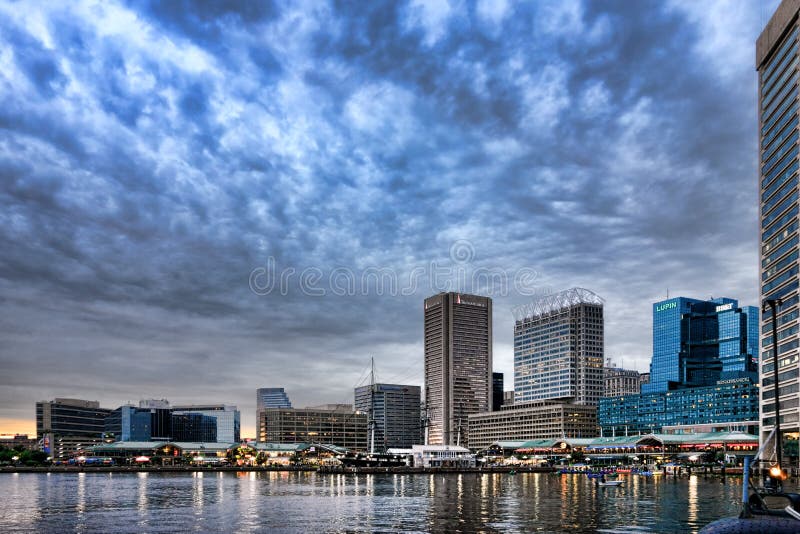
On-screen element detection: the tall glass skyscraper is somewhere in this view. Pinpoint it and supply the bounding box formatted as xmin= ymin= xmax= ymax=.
xmin=513 ymin=288 xmax=604 ymax=405
xmin=758 ymin=3 xmax=800 ymax=441
xmin=599 ymin=297 xmax=759 ymax=436
xmin=643 ymin=298 xmax=758 ymax=394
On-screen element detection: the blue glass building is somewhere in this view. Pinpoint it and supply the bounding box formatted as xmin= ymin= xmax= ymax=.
xmin=600 ymin=297 xmax=759 ymax=435
xmin=643 ymin=297 xmax=758 ymax=394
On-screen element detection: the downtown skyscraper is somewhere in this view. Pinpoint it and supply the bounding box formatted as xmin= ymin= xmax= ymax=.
xmin=758 ymin=1 xmax=800 ymax=442
xmin=424 ymin=292 xmax=492 ymax=446
xmin=513 ymin=288 xmax=604 ymax=406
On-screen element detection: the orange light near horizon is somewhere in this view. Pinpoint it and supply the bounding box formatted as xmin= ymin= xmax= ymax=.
xmin=0 ymin=418 xmax=37 ymax=437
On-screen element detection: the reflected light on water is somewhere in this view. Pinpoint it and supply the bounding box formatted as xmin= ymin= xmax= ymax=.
xmin=0 ymin=471 xmax=781 ymax=533
xmin=688 ymin=475 xmax=698 ymax=525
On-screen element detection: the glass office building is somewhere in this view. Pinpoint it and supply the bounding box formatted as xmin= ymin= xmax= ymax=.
xmin=757 ymin=1 xmax=800 ymax=442
xmin=600 ymin=378 xmax=759 ymax=435
xmin=171 ymin=405 xmax=240 ymax=443
xmin=513 ymin=288 xmax=604 ymax=406
xmin=354 ymin=383 xmax=422 ymax=450
xmin=643 ymin=297 xmax=758 ymax=394
xmin=599 ymin=297 xmax=759 ymax=435
xmin=257 ymin=388 xmax=292 ymax=409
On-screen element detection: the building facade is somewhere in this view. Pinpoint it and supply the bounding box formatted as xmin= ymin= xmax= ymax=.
xmin=757 ymin=0 xmax=800 ymax=442
xmin=599 ymin=378 xmax=760 ymax=436
xmin=104 ymin=405 xmax=153 ymax=442
xmin=258 ymin=405 xmax=368 ymax=451
xmin=424 ymin=292 xmax=492 ymax=446
xmin=36 ymin=398 xmax=112 ymax=460
xmin=599 ymin=297 xmax=760 ymax=436
xmin=171 ymin=405 xmax=240 ymax=443
xmin=354 ymin=383 xmax=422 ymax=450
xmin=643 ymin=298 xmax=758 ymax=394
xmin=171 ymin=413 xmax=218 ymax=442
xmin=513 ymin=288 xmax=604 ymax=406
xmin=467 ymin=401 xmax=598 ymax=451
xmin=257 ymin=388 xmax=292 ymax=410
xmin=603 ymin=367 xmax=643 ymax=398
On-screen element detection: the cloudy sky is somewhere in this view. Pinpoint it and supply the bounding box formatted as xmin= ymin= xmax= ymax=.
xmin=0 ymin=0 xmax=781 ymax=437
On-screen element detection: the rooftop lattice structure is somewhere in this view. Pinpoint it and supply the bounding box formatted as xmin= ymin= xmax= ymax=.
xmin=512 ymin=287 xmax=604 ymax=322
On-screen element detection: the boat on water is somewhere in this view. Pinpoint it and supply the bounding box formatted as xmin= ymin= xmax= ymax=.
xmin=598 ymin=480 xmax=623 ymax=487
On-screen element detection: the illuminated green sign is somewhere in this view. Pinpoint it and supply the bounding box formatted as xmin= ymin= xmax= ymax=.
xmin=656 ymin=302 xmax=677 ymax=312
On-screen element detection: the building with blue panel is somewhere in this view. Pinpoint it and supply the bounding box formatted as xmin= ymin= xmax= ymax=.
xmin=600 ymin=297 xmax=759 ymax=435
xmin=105 ymin=405 xmax=152 ymax=442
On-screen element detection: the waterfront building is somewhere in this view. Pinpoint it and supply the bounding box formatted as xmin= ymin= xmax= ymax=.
xmin=171 ymin=413 xmax=217 ymax=442
xmin=599 ymin=377 xmax=759 ymax=436
xmin=409 ymin=444 xmax=475 ymax=468
xmin=171 ymin=404 xmax=240 ymax=443
xmin=36 ymin=398 xmax=112 ymax=460
xmin=354 ymin=383 xmax=422 ymax=450
xmin=492 ymin=373 xmax=504 ymax=411
xmin=603 ymin=367 xmax=643 ymax=397
xmin=104 ymin=405 xmax=153 ymax=442
xmin=424 ymin=292 xmax=492 ymax=446
xmin=599 ymin=297 xmax=759 ymax=436
xmin=757 ymin=0 xmax=800 ymax=444
xmin=513 ymin=288 xmax=604 ymax=405
xmin=642 ymin=297 xmax=758 ymax=394
xmin=662 ymin=420 xmax=759 ymax=436
xmin=467 ymin=401 xmax=598 ymax=451
xmin=258 ymin=405 xmax=368 ymax=451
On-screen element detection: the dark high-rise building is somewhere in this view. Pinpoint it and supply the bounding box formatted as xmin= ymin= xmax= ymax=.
xmin=513 ymin=288 xmax=604 ymax=406
xmin=424 ymin=292 xmax=492 ymax=446
xmin=36 ymin=398 xmax=112 ymax=460
xmin=492 ymin=372 xmax=504 ymax=411
xmin=171 ymin=413 xmax=217 ymax=442
xmin=354 ymin=383 xmax=422 ymax=450
xmin=757 ymin=0 xmax=800 ymax=442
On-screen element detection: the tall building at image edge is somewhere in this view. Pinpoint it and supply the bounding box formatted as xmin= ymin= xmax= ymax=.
xmin=758 ymin=2 xmax=800 ymax=443
xmin=599 ymin=297 xmax=759 ymax=435
xmin=513 ymin=288 xmax=604 ymax=406
xmin=424 ymin=292 xmax=492 ymax=446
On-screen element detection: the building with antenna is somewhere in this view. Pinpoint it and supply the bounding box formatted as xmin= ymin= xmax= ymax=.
xmin=354 ymin=383 xmax=421 ymax=450
xmin=424 ymin=292 xmax=492 ymax=446
xmin=513 ymin=288 xmax=605 ymax=406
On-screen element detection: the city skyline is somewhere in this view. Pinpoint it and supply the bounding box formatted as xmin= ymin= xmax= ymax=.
xmin=0 ymin=0 xmax=780 ymax=439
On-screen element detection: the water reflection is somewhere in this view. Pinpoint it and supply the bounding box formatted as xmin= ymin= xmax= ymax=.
xmin=0 ymin=471 xmax=786 ymax=533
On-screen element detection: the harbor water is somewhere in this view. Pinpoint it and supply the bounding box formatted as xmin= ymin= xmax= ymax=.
xmin=0 ymin=471 xmax=790 ymax=533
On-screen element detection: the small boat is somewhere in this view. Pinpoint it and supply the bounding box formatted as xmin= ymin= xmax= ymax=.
xmin=598 ymin=480 xmax=623 ymax=487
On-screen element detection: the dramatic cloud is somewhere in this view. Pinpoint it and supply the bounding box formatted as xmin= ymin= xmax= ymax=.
xmin=0 ymin=0 xmax=780 ymax=436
